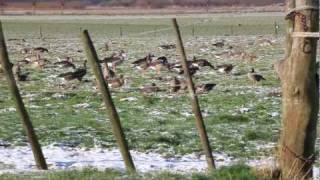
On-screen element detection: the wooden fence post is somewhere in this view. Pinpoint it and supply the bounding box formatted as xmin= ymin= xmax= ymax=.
xmin=39 ymin=26 xmax=43 ymax=40
xmin=279 ymin=0 xmax=319 ymax=179
xmin=81 ymin=30 xmax=136 ymax=173
xmin=172 ymin=18 xmax=216 ymax=171
xmin=0 ymin=21 xmax=47 ymax=170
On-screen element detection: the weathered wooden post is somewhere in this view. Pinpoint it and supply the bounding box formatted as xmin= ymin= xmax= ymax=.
xmin=59 ymin=0 xmax=65 ymax=15
xmin=32 ymin=0 xmax=36 ymax=15
xmin=172 ymin=18 xmax=215 ymax=170
xmin=274 ymin=21 xmax=279 ymax=36
xmin=279 ymin=0 xmax=319 ymax=179
xmin=192 ymin=24 xmax=195 ymax=37
xmin=0 ymin=21 xmax=47 ymax=170
xmin=81 ymin=30 xmax=136 ymax=173
xmin=120 ymin=26 xmax=123 ymax=38
xmin=0 ymin=0 xmax=5 ymax=15
xmin=39 ymin=26 xmax=43 ymax=40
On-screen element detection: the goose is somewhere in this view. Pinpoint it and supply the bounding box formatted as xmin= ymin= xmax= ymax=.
xmin=107 ymin=75 xmax=125 ymax=88
xmin=33 ymin=47 xmax=49 ymax=54
xmin=148 ymin=56 xmax=170 ymax=75
xmin=21 ymin=48 xmax=33 ymax=54
xmin=13 ymin=64 xmax=29 ymax=81
xmin=169 ymin=77 xmax=187 ymax=93
xmin=195 ymin=83 xmax=216 ymax=94
xmin=102 ymin=50 xmax=127 ymax=71
xmin=58 ymin=60 xmax=87 ymax=81
xmin=191 ymin=57 xmax=215 ymax=69
xmin=169 ymin=61 xmax=200 ymax=76
xmin=212 ymin=41 xmax=225 ymax=48
xmin=54 ymin=57 xmax=76 ymax=69
xmin=215 ymin=64 xmax=234 ymax=74
xmin=103 ymin=62 xmax=116 ymax=80
xmin=159 ymin=44 xmax=176 ymax=50
xmin=248 ymin=68 xmax=265 ymax=85
xmin=178 ymin=66 xmax=199 ymax=76
xmin=132 ymin=54 xmax=154 ymax=72
xmin=140 ymin=83 xmax=161 ymax=94
xmin=31 ymin=57 xmax=49 ymax=69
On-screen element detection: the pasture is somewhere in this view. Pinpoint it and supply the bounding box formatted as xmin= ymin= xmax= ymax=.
xmin=0 ymin=13 xmax=319 ymax=179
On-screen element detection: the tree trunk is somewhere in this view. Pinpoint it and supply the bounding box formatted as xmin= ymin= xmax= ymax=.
xmin=279 ymin=0 xmax=319 ymax=179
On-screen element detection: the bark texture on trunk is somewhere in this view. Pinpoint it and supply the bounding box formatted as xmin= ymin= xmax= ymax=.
xmin=279 ymin=0 xmax=319 ymax=179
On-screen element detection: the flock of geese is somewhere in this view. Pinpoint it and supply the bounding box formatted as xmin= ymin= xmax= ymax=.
xmin=0 ymin=41 xmax=268 ymax=95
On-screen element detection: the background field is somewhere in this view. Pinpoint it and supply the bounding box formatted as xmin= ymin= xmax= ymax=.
xmin=0 ymin=13 xmax=319 ymax=178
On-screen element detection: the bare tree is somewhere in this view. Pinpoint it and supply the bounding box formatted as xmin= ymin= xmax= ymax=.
xmin=59 ymin=0 xmax=65 ymax=14
xmin=279 ymin=0 xmax=319 ymax=179
xmin=32 ymin=0 xmax=37 ymax=15
xmin=0 ymin=0 xmax=5 ymax=14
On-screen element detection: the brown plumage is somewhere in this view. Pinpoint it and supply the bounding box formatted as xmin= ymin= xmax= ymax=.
xmin=148 ymin=56 xmax=170 ymax=75
xmin=191 ymin=57 xmax=215 ymax=69
xmin=33 ymin=47 xmax=49 ymax=54
xmin=132 ymin=54 xmax=154 ymax=72
xmin=248 ymin=68 xmax=265 ymax=85
xmin=54 ymin=57 xmax=76 ymax=69
xmin=103 ymin=63 xmax=116 ymax=80
xmin=58 ymin=60 xmax=87 ymax=81
xmin=101 ymin=50 xmax=126 ymax=71
xmin=195 ymin=83 xmax=216 ymax=94
xmin=107 ymin=75 xmax=125 ymax=88
xmin=169 ymin=77 xmax=187 ymax=93
xmin=159 ymin=44 xmax=176 ymax=50
xmin=215 ymin=64 xmax=234 ymax=74
xmin=140 ymin=83 xmax=161 ymax=94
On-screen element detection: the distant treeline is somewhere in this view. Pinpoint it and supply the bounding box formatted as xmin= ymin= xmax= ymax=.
xmin=3 ymin=0 xmax=285 ymax=8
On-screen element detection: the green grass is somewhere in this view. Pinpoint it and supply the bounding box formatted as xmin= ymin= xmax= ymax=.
xmin=0 ymin=12 xmax=315 ymax=169
xmin=0 ymin=164 xmax=261 ymax=180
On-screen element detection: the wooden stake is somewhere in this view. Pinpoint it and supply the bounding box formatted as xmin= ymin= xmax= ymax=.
xmin=39 ymin=26 xmax=43 ymax=40
xmin=81 ymin=30 xmax=136 ymax=173
xmin=279 ymin=0 xmax=319 ymax=179
xmin=172 ymin=18 xmax=215 ymax=170
xmin=0 ymin=21 xmax=47 ymax=170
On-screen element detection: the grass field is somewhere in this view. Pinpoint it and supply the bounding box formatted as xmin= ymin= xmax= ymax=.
xmin=0 ymin=13 xmax=319 ymax=179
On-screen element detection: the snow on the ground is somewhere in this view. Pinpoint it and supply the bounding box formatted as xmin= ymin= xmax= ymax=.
xmin=0 ymin=145 xmax=319 ymax=179
xmin=0 ymin=145 xmax=248 ymax=173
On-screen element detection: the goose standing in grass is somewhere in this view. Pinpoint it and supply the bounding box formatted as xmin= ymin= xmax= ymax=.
xmin=107 ymin=75 xmax=125 ymax=88
xmin=58 ymin=60 xmax=87 ymax=81
xmin=132 ymin=54 xmax=154 ymax=73
xmin=169 ymin=77 xmax=187 ymax=93
xmin=247 ymin=68 xmax=265 ymax=85
xmin=101 ymin=50 xmax=126 ymax=71
xmin=191 ymin=57 xmax=215 ymax=69
xmin=215 ymin=64 xmax=234 ymax=74
xmin=148 ymin=56 xmax=170 ymax=75
xmin=54 ymin=57 xmax=76 ymax=69
xmin=140 ymin=83 xmax=161 ymax=94
xmin=195 ymin=83 xmax=216 ymax=94
xmin=103 ymin=62 xmax=116 ymax=80
xmin=159 ymin=44 xmax=176 ymax=50
xmin=33 ymin=47 xmax=49 ymax=54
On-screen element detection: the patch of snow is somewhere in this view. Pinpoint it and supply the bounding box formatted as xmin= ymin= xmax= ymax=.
xmin=0 ymin=107 xmax=16 ymax=113
xmin=269 ymin=112 xmax=280 ymax=117
xmin=1 ymin=145 xmax=318 ymax=178
xmin=238 ymin=107 xmax=251 ymax=114
xmin=119 ymin=97 xmax=138 ymax=102
xmin=0 ymin=146 xmax=231 ymax=174
xmin=72 ymin=103 xmax=91 ymax=109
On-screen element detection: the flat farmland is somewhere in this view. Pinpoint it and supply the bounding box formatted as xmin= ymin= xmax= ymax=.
xmin=0 ymin=13 xmax=319 ymax=179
